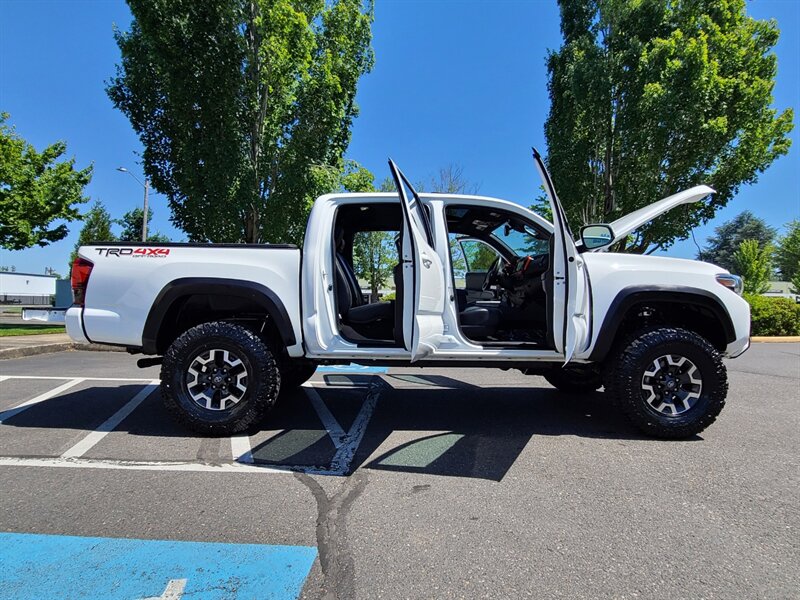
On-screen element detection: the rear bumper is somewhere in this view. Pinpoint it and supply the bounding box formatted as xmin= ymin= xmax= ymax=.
xmin=65 ymin=307 xmax=89 ymax=344
xmin=22 ymin=307 xmax=66 ymax=323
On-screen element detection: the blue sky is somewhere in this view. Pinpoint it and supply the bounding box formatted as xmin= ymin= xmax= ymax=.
xmin=1 ymin=0 xmax=798 ymax=275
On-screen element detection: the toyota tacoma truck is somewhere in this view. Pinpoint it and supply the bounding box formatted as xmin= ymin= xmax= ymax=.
xmin=66 ymin=152 xmax=750 ymax=438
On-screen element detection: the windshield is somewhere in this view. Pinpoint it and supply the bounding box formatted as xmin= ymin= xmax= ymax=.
xmin=489 ymin=222 xmax=549 ymax=257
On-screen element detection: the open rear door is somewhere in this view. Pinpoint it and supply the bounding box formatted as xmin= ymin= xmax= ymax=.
xmin=388 ymin=160 xmax=446 ymax=362
xmin=532 ymin=149 xmax=589 ymax=363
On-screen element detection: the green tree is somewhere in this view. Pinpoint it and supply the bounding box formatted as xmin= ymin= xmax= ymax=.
xmin=698 ymin=211 xmax=776 ymax=272
xmin=732 ymin=239 xmax=772 ymax=294
xmin=117 ymin=207 xmax=171 ymax=243
xmin=774 ymin=219 xmax=800 ymax=281
xmin=0 ymin=113 xmax=93 ymax=250
xmin=107 ymin=0 xmax=373 ymax=246
xmin=545 ymin=0 xmax=793 ymax=253
xmin=69 ymin=201 xmax=116 ymax=269
xmin=790 ymin=271 xmax=800 ymax=295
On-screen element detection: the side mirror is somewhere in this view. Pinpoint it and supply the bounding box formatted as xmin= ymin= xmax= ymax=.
xmin=580 ymin=224 xmax=614 ymax=250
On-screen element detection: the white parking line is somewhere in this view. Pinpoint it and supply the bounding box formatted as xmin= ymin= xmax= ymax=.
xmin=303 ymin=383 xmax=346 ymax=448
xmin=0 ymin=456 xmax=291 ymax=474
xmin=330 ymin=381 xmax=380 ymax=474
xmin=230 ymin=434 xmax=253 ymax=463
xmin=1 ymin=374 xmax=384 ymax=475
xmin=0 ymin=378 xmax=85 ymax=424
xmin=0 ymin=376 xmax=8 ymax=384
xmin=61 ymin=381 xmax=160 ymax=459
xmin=3 ymin=375 xmax=156 ymax=382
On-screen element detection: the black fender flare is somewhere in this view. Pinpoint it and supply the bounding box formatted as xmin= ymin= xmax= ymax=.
xmin=142 ymin=277 xmax=296 ymax=354
xmin=588 ymin=285 xmax=736 ymax=361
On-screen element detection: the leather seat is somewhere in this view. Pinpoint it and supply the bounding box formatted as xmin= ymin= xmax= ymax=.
xmin=335 ymin=248 xmax=394 ymax=338
xmin=459 ymin=303 xmax=501 ymax=339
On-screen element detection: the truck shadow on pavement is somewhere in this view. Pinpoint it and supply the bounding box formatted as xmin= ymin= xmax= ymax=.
xmin=0 ymin=375 xmax=700 ymax=481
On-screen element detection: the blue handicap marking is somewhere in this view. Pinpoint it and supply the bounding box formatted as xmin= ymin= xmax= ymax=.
xmin=0 ymin=532 xmax=316 ymax=600
xmin=316 ymin=363 xmax=388 ymax=374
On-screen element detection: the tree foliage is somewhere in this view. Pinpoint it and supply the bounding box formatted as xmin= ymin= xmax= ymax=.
xmin=774 ymin=219 xmax=800 ymax=281
xmin=545 ymin=0 xmax=794 ymax=253
xmin=0 ymin=113 xmax=92 ymax=250
xmin=70 ymin=201 xmax=116 ymax=268
xmin=108 ymin=0 xmax=373 ymax=245
xmin=697 ymin=210 xmax=776 ymax=271
xmin=790 ymin=272 xmax=800 ymax=296
xmin=733 ymin=239 xmax=772 ymax=294
xmin=117 ymin=207 xmax=171 ymax=243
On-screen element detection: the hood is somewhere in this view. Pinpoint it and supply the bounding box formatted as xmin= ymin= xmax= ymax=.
xmin=602 ymin=185 xmax=714 ymax=248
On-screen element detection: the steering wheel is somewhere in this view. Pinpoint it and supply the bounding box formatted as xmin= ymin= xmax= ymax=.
xmin=482 ymin=258 xmax=502 ymax=291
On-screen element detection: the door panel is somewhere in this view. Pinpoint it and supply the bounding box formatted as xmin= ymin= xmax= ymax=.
xmin=532 ymin=149 xmax=589 ymax=363
xmin=389 ymin=160 xmax=446 ymax=362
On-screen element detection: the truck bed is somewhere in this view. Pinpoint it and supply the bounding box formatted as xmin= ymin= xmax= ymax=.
xmin=66 ymin=242 xmax=302 ymax=351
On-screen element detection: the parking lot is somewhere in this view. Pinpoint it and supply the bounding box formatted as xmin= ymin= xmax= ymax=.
xmin=1 ymin=343 xmax=798 ymax=599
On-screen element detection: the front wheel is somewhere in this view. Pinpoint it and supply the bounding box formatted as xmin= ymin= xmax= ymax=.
xmin=161 ymin=321 xmax=281 ymax=435
xmin=604 ymin=327 xmax=727 ymax=439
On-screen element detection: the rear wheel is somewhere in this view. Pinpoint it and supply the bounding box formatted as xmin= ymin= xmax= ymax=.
xmin=604 ymin=327 xmax=727 ymax=439
xmin=543 ymin=366 xmax=603 ymax=394
xmin=161 ymin=321 xmax=280 ymax=435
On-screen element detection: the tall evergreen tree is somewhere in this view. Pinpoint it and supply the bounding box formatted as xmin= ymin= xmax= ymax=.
xmin=698 ymin=211 xmax=776 ymax=271
xmin=117 ymin=207 xmax=171 ymax=243
xmin=69 ymin=201 xmax=116 ymax=270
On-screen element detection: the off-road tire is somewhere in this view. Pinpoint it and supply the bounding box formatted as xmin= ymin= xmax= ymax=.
xmin=279 ymin=359 xmax=318 ymax=390
xmin=604 ymin=327 xmax=727 ymax=439
xmin=544 ymin=366 xmax=603 ymax=394
xmin=161 ymin=321 xmax=280 ymax=435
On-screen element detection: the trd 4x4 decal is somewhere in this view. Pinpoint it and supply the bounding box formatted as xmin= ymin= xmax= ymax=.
xmin=94 ymin=247 xmax=170 ymax=257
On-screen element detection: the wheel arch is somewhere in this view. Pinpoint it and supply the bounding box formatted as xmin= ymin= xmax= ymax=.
xmin=588 ymin=285 xmax=736 ymax=362
xmin=142 ymin=278 xmax=297 ymax=355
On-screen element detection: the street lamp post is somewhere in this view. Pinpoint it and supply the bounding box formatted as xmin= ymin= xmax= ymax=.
xmin=116 ymin=167 xmax=150 ymax=242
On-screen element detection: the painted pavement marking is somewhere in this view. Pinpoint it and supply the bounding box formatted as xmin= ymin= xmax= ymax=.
xmin=60 ymin=381 xmax=160 ymax=459
xmin=0 ymin=455 xmax=290 ymax=473
xmin=0 ymin=378 xmax=85 ymax=424
xmin=329 ymin=379 xmax=381 ymax=473
xmin=230 ymin=433 xmax=254 ymax=464
xmin=3 ymin=375 xmax=157 ymax=382
xmin=303 ymin=383 xmax=347 ymax=448
xmin=142 ymin=578 xmax=187 ymax=600
xmin=1 ymin=371 xmax=384 ymax=476
xmin=315 ymin=363 xmax=388 ymax=373
xmin=0 ymin=532 xmax=316 ymax=600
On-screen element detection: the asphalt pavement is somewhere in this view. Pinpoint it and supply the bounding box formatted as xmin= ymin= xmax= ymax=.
xmin=0 ymin=344 xmax=797 ymax=599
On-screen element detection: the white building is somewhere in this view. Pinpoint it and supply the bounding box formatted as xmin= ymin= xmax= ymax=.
xmin=0 ymin=272 xmax=57 ymax=305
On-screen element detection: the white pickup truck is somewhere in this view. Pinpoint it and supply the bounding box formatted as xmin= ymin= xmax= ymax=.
xmin=66 ymin=152 xmax=750 ymax=438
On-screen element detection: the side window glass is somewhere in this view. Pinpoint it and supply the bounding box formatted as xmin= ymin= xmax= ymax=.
xmin=449 ymin=234 xmax=468 ymax=280
xmin=461 ymin=240 xmax=498 ymax=271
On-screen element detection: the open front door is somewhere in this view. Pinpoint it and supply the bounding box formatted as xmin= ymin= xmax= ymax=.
xmin=532 ymin=149 xmax=589 ymax=363
xmin=388 ymin=160 xmax=446 ymax=362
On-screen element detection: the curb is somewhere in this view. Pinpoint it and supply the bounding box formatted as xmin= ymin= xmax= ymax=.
xmin=750 ymin=336 xmax=800 ymax=343
xmin=0 ymin=343 xmax=126 ymax=360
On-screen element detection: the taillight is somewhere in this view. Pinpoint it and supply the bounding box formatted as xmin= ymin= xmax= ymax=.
xmin=71 ymin=257 xmax=94 ymax=306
